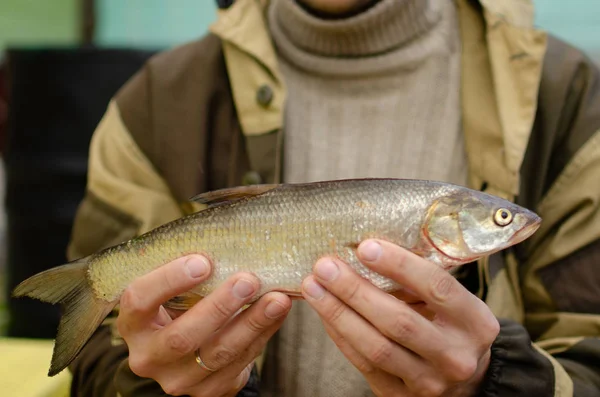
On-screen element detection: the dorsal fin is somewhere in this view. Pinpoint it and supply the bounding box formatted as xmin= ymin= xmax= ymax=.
xmin=189 ymin=184 xmax=279 ymax=207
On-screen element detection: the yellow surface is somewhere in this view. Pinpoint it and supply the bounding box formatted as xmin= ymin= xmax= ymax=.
xmin=0 ymin=338 xmax=71 ymax=397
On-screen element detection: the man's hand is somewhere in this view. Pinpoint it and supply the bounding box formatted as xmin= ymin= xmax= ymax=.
xmin=301 ymin=239 xmax=499 ymax=397
xmin=116 ymin=255 xmax=292 ymax=397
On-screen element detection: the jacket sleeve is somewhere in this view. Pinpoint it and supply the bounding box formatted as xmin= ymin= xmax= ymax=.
xmin=479 ymin=43 xmax=600 ymax=396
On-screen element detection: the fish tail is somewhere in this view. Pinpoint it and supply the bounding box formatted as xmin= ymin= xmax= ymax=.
xmin=12 ymin=255 xmax=116 ymax=376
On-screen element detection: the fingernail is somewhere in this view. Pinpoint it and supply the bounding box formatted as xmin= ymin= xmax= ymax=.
xmin=265 ymin=300 xmax=287 ymax=319
xmin=186 ymin=256 xmax=209 ymax=278
xmin=303 ymin=278 xmax=325 ymax=300
xmin=233 ymin=279 xmax=256 ymax=299
xmin=359 ymin=240 xmax=382 ymax=262
xmin=314 ymin=259 xmax=339 ymax=282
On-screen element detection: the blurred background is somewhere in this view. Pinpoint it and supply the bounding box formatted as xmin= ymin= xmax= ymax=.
xmin=0 ymin=0 xmax=219 ymax=340
xmin=0 ymin=0 xmax=598 ymax=394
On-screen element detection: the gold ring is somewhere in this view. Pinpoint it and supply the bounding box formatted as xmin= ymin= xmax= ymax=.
xmin=195 ymin=349 xmax=216 ymax=372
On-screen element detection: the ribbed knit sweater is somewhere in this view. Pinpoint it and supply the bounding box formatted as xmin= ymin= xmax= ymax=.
xmin=262 ymin=1 xmax=467 ymax=395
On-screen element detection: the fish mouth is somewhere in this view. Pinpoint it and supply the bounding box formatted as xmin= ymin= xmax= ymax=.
xmin=510 ymin=212 xmax=542 ymax=244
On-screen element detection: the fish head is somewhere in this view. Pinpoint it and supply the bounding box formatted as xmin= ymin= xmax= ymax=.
xmin=424 ymin=191 xmax=541 ymax=265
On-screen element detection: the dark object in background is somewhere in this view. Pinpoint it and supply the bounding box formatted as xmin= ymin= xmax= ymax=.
xmin=4 ymin=47 xmax=155 ymax=338
xmin=216 ymin=0 xmax=236 ymax=10
xmin=0 ymin=62 xmax=8 ymax=154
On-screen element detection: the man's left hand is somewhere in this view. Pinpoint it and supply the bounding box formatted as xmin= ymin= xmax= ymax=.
xmin=301 ymin=239 xmax=500 ymax=397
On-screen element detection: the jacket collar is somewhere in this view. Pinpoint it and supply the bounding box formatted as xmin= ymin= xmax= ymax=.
xmin=211 ymin=0 xmax=282 ymax=84
xmin=458 ymin=0 xmax=547 ymax=196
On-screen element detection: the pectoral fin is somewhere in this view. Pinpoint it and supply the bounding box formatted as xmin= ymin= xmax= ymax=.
xmin=165 ymin=291 xmax=204 ymax=310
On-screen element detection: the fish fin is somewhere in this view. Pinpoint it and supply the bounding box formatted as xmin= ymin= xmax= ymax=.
xmin=189 ymin=184 xmax=279 ymax=207
xmin=344 ymin=242 xmax=360 ymax=250
xmin=272 ymin=289 xmax=305 ymax=300
xmin=164 ymin=291 xmax=204 ymax=310
xmin=12 ymin=256 xmax=116 ymax=376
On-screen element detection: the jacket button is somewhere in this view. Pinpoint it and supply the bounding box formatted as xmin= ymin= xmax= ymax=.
xmin=256 ymin=85 xmax=273 ymax=107
xmin=242 ymin=171 xmax=262 ymax=185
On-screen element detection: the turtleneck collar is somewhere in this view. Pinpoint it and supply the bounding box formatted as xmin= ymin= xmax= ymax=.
xmin=269 ymin=0 xmax=443 ymax=58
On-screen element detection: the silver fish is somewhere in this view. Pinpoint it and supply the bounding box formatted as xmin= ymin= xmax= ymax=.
xmin=13 ymin=178 xmax=541 ymax=376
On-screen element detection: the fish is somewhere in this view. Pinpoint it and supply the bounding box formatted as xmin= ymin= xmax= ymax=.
xmin=12 ymin=178 xmax=541 ymax=376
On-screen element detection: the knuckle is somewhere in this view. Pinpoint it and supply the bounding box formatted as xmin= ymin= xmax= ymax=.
xmin=211 ymin=345 xmax=239 ymax=367
xmin=164 ymin=329 xmax=195 ymax=356
xmin=116 ymin=314 xmax=132 ymax=338
xmin=429 ymin=268 xmax=455 ymax=302
xmin=209 ymin=298 xmax=235 ymax=323
xmin=414 ymin=378 xmax=446 ymax=397
xmin=162 ymin=268 xmax=179 ymax=294
xmin=343 ymin=277 xmax=362 ymax=303
xmin=481 ymin=315 xmax=501 ymax=344
xmin=120 ymin=287 xmax=149 ymax=316
xmin=389 ymin=308 xmax=415 ymax=342
xmin=390 ymin=248 xmax=410 ymax=273
xmin=442 ymin=352 xmax=478 ymax=382
xmin=354 ymin=358 xmax=376 ymax=375
xmin=246 ymin=334 xmax=270 ymax=359
xmin=327 ymin=299 xmax=347 ymax=324
xmin=128 ymin=354 xmax=153 ymax=378
xmin=246 ymin=313 xmax=267 ymax=334
xmin=368 ymin=340 xmax=394 ymax=366
xmin=160 ymin=381 xmax=187 ymax=396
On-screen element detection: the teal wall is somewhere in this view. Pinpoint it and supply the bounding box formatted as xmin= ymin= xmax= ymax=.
xmin=0 ymin=1 xmax=597 ymax=60
xmin=95 ymin=0 xmax=217 ymax=49
xmin=93 ymin=1 xmax=599 ymax=60
xmin=535 ymin=0 xmax=600 ymax=61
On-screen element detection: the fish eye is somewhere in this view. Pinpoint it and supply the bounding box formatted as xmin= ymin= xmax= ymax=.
xmin=494 ymin=208 xmax=513 ymax=226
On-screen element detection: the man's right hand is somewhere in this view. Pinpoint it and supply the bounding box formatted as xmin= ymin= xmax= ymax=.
xmin=116 ymin=255 xmax=292 ymax=397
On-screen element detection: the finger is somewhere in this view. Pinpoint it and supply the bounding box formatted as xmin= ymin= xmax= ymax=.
xmin=322 ymin=323 xmax=408 ymax=397
xmin=357 ymin=240 xmax=496 ymax=330
xmin=188 ymin=313 xmax=285 ymax=396
xmin=302 ymin=275 xmax=428 ymax=382
xmin=197 ymin=292 xmax=291 ymax=370
xmin=118 ymin=255 xmax=211 ymax=334
xmin=324 ymin=322 xmax=453 ymax=397
xmin=312 ymin=257 xmax=447 ymax=363
xmin=152 ymin=272 xmax=260 ymax=362
xmin=186 ymin=362 xmax=254 ymax=397
xmin=153 ymin=306 xmax=173 ymax=329
xmin=231 ymin=362 xmax=255 ymax=397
